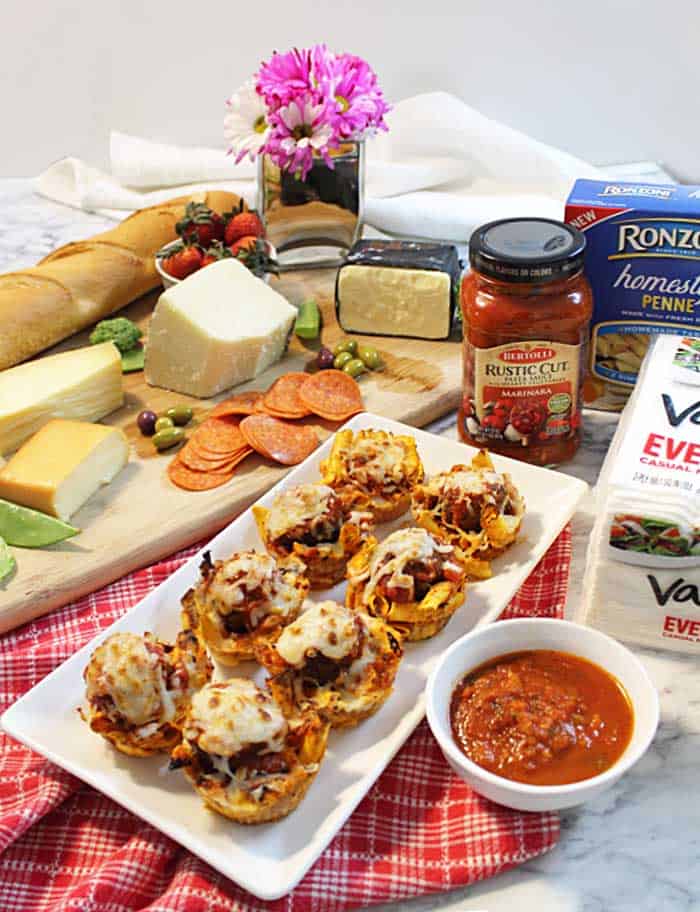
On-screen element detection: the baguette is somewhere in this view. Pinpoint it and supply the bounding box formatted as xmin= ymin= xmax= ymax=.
xmin=0 ymin=190 xmax=243 ymax=370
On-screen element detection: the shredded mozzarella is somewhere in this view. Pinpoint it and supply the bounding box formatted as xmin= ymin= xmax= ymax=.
xmin=354 ymin=528 xmax=453 ymax=603
xmin=186 ymin=680 xmax=287 ymax=758
xmin=437 ymin=469 xmax=505 ymax=497
xmin=266 ymin=484 xmax=335 ymax=540
xmin=346 ymin=435 xmax=408 ymax=490
xmin=201 ymin=551 xmax=304 ymax=628
xmin=276 ymin=601 xmax=361 ymax=667
xmin=85 ymin=633 xmax=163 ymax=727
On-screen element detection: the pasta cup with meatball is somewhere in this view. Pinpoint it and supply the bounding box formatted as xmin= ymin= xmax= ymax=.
xmin=345 ymin=527 xmax=467 ymax=641
xmin=80 ymin=630 xmax=212 ymax=757
xmin=411 ymin=450 xmax=524 ymax=579
xmin=170 ymin=679 xmax=329 ymax=824
xmin=319 ymin=428 xmax=424 ymax=523
xmin=181 ymin=549 xmax=309 ymax=667
xmin=257 ymin=600 xmax=403 ymax=729
xmin=253 ymin=483 xmax=373 ymax=589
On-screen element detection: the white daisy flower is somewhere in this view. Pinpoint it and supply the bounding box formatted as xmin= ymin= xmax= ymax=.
xmin=224 ymin=79 xmax=269 ymax=162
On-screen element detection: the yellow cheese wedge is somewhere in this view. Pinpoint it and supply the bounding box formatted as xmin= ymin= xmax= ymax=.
xmin=0 ymin=419 xmax=129 ymax=521
xmin=0 ymin=342 xmax=124 ymax=456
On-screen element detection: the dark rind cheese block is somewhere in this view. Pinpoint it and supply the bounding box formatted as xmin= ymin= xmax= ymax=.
xmin=335 ymin=240 xmax=461 ymax=340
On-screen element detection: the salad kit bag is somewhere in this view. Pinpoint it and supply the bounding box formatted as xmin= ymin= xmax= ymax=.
xmin=581 ymin=334 xmax=700 ymax=652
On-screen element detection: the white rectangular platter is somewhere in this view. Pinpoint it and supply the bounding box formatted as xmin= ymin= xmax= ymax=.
xmin=1 ymin=413 xmax=587 ymax=901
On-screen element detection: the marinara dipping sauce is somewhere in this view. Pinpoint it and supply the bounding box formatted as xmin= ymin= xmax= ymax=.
xmin=449 ymin=650 xmax=634 ymax=786
xmin=460 ymin=219 xmax=593 ymax=466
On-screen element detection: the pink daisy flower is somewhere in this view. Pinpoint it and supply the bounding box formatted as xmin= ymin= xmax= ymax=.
xmin=326 ymin=53 xmax=391 ymax=139
xmin=256 ymin=48 xmax=315 ymax=112
xmin=264 ymin=94 xmax=337 ymax=179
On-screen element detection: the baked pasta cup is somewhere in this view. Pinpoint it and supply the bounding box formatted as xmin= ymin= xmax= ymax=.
xmin=80 ymin=630 xmax=212 ymax=757
xmin=346 ymin=527 xmax=467 ymax=641
xmin=170 ymin=679 xmax=329 ymax=824
xmin=411 ymin=450 xmax=525 ymax=579
xmin=181 ymin=549 xmax=308 ymax=667
xmin=253 ymin=483 xmax=372 ymax=589
xmin=319 ymin=428 xmax=424 ymax=523
xmin=257 ymin=600 xmax=403 ymax=729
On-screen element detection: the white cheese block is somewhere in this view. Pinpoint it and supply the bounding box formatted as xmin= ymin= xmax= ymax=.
xmin=0 ymin=342 xmax=123 ymax=456
xmin=337 ymin=264 xmax=451 ymax=340
xmin=0 ymin=418 xmax=129 ymax=520
xmin=145 ymin=259 xmax=296 ymax=398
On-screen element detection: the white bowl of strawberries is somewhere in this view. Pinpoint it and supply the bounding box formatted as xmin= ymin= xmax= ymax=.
xmin=155 ymin=201 xmax=277 ymax=288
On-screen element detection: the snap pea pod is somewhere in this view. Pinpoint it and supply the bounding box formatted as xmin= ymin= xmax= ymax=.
xmin=121 ymin=348 xmax=145 ymax=373
xmin=0 ymin=500 xmax=79 ymax=548
xmin=0 ymin=537 xmax=15 ymax=582
xmin=294 ymin=299 xmax=321 ymax=340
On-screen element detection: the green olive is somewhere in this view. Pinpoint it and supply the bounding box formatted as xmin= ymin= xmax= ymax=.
xmin=358 ymin=345 xmax=382 ymax=370
xmin=166 ymin=405 xmax=194 ymax=427
xmin=334 ymin=350 xmax=353 ymax=370
xmin=153 ymin=426 xmax=185 ymax=451
xmin=342 ymin=358 xmax=366 ymax=378
xmin=333 ymin=339 xmax=358 ymax=357
xmin=155 ymin=416 xmax=174 ymax=433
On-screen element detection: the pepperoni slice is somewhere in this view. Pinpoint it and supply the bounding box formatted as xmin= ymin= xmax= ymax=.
xmin=209 ymin=391 xmax=263 ymax=419
xmin=240 ymin=415 xmax=319 ymax=465
xmin=168 ymin=458 xmax=232 ymax=491
xmin=190 ymin=417 xmax=246 ymax=454
xmin=179 ymin=442 xmax=252 ymax=472
xmin=298 ymin=370 xmax=364 ymax=422
xmin=262 ymin=373 xmax=311 ymax=419
xmin=168 ymin=447 xmax=253 ymax=490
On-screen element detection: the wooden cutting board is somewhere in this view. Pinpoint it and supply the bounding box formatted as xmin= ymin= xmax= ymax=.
xmin=0 ymin=268 xmax=463 ymax=633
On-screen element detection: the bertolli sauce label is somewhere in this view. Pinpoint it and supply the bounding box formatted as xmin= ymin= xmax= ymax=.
xmin=463 ymin=339 xmax=583 ymax=448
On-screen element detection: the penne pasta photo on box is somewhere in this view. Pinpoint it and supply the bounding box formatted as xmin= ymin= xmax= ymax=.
xmin=566 ymin=180 xmax=700 ymax=411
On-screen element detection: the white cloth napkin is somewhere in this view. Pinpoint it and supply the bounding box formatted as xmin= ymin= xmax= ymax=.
xmin=36 ymin=91 xmax=601 ymax=240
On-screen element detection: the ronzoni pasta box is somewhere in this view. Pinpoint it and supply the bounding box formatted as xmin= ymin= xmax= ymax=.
xmin=581 ymin=334 xmax=700 ymax=652
xmin=566 ymin=179 xmax=700 ymax=410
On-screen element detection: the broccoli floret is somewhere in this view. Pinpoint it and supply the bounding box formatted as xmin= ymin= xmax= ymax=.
xmin=89 ymin=317 xmax=142 ymax=354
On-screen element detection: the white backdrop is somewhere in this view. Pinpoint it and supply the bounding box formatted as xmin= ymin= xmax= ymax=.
xmin=1 ymin=0 xmax=697 ymax=181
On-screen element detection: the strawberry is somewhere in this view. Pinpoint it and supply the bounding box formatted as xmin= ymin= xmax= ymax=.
xmin=224 ymin=210 xmax=264 ymax=246
xmin=175 ymin=202 xmax=224 ymax=247
xmin=160 ymin=243 xmax=203 ymax=280
xmin=229 ymin=235 xmax=259 ymax=257
xmin=232 ymin=237 xmax=279 ymax=279
xmin=201 ymin=241 xmax=230 ymax=268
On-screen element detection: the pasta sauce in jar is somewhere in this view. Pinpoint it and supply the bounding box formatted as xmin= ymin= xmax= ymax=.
xmin=460 ymin=219 xmax=593 ymax=466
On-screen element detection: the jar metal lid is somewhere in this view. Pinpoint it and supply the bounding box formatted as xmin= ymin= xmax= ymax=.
xmin=469 ymin=218 xmax=586 ymax=283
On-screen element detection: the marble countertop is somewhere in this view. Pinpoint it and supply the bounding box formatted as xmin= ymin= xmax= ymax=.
xmin=1 ymin=180 xmax=698 ymax=912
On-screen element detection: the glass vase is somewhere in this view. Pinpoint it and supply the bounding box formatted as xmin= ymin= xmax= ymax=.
xmin=257 ymin=141 xmax=364 ymax=270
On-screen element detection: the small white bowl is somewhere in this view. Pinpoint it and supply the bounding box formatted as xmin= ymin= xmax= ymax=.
xmin=426 ymin=618 xmax=659 ymax=811
xmin=155 ymin=240 xmax=276 ymax=289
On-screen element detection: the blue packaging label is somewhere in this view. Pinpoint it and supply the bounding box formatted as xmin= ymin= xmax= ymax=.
xmin=566 ymin=180 xmax=700 ymax=409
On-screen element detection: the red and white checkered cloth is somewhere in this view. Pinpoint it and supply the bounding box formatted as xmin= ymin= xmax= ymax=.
xmin=0 ymin=525 xmax=570 ymax=912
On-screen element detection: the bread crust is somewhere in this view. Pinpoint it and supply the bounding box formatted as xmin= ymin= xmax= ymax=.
xmin=0 ymin=190 xmax=244 ymax=369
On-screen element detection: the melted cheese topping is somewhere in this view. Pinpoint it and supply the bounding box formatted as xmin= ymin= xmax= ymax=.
xmin=85 ymin=632 xmax=163 ymax=726
xmin=346 ymin=434 xmax=408 ymax=490
xmin=201 ymin=551 xmax=303 ymax=626
xmin=355 ymin=528 xmax=453 ymax=603
xmin=436 ymin=469 xmax=505 ymax=497
xmin=186 ymin=680 xmax=287 ymax=758
xmin=266 ymin=484 xmax=335 ymax=541
xmin=276 ymin=600 xmax=362 ymax=668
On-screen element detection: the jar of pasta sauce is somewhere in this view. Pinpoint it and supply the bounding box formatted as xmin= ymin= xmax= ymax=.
xmin=459 ymin=218 xmax=593 ymax=466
